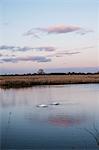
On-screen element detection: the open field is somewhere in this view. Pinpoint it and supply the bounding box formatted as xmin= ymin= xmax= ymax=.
xmin=0 ymin=74 xmax=99 ymax=88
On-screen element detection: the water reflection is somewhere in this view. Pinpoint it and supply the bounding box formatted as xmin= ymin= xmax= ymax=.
xmin=4 ymin=112 xmax=12 ymax=149
xmin=48 ymin=115 xmax=86 ymax=127
xmin=0 ymin=88 xmax=29 ymax=108
xmin=24 ymin=110 xmax=86 ymax=126
xmin=24 ymin=106 xmax=87 ymax=127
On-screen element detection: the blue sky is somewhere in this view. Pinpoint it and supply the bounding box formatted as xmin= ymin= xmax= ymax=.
xmin=0 ymin=0 xmax=98 ymax=74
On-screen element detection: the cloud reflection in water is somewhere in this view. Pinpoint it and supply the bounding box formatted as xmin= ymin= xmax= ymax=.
xmin=48 ymin=115 xmax=86 ymax=127
xmin=25 ymin=110 xmax=86 ymax=128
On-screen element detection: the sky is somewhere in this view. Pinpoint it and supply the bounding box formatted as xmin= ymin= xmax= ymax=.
xmin=0 ymin=0 xmax=99 ymax=74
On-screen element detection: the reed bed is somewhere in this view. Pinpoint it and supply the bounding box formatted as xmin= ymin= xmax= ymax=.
xmin=0 ymin=74 xmax=99 ymax=88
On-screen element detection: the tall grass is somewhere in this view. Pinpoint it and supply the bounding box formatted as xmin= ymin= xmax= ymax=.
xmin=0 ymin=74 xmax=99 ymax=88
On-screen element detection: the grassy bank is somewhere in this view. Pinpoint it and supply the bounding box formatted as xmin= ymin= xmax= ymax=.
xmin=0 ymin=74 xmax=99 ymax=88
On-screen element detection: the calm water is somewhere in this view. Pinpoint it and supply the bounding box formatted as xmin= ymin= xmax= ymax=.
xmin=0 ymin=84 xmax=99 ymax=150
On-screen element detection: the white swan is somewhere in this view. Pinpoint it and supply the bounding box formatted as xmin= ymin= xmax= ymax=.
xmin=36 ymin=104 xmax=48 ymax=108
xmin=50 ymin=102 xmax=60 ymax=105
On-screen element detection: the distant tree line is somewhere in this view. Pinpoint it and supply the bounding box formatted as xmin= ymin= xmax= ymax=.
xmin=0 ymin=69 xmax=99 ymax=76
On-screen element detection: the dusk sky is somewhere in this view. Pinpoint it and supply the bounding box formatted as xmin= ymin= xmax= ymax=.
xmin=0 ymin=0 xmax=99 ymax=74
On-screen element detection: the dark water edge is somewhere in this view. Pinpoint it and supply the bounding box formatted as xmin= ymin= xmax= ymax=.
xmin=1 ymin=82 xmax=99 ymax=89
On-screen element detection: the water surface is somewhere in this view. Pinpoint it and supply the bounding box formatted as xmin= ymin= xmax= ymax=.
xmin=0 ymin=84 xmax=99 ymax=149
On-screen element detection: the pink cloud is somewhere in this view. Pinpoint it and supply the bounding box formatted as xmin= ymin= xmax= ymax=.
xmin=24 ymin=24 xmax=93 ymax=38
xmin=36 ymin=24 xmax=81 ymax=34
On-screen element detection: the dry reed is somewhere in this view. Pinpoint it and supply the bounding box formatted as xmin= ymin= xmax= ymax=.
xmin=0 ymin=74 xmax=99 ymax=88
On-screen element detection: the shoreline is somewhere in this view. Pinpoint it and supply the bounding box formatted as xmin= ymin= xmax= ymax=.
xmin=0 ymin=74 xmax=99 ymax=89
